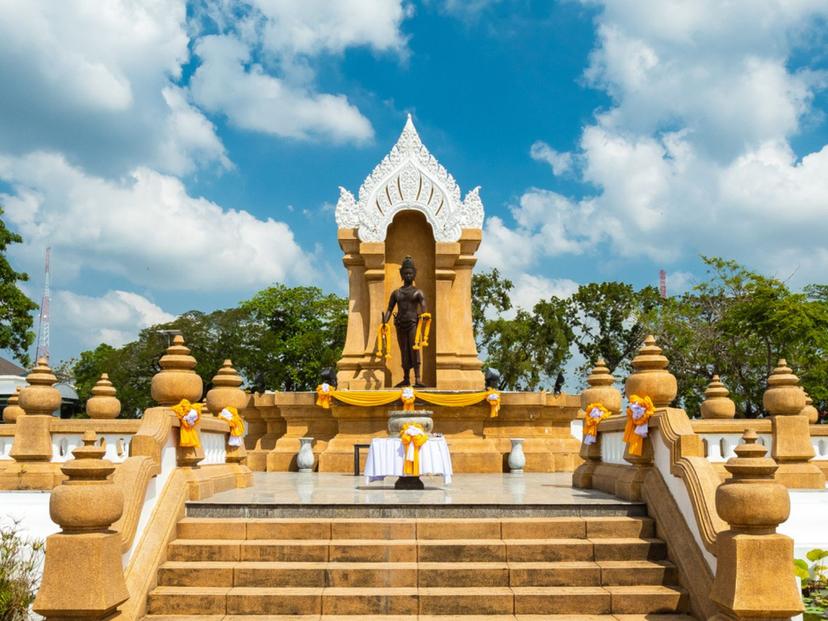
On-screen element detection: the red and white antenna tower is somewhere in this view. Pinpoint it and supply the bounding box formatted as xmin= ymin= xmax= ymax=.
xmin=34 ymin=247 xmax=51 ymax=362
xmin=658 ymin=269 xmax=667 ymax=299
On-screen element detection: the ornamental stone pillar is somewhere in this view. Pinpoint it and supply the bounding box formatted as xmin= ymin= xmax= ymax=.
xmin=206 ymin=359 xmax=248 ymax=465
xmin=763 ymin=359 xmax=824 ymax=489
xmin=708 ymin=430 xmax=802 ymax=620
xmin=34 ymin=431 xmax=129 ymax=620
xmin=150 ymin=335 xmax=203 ymax=467
xmin=619 ymin=336 xmax=677 ymax=500
xmin=2 ymin=387 xmax=24 ymax=423
xmin=573 ymin=358 xmax=622 ymax=490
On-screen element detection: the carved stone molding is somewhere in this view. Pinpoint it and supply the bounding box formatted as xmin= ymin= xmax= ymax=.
xmin=336 ymin=114 xmax=484 ymax=242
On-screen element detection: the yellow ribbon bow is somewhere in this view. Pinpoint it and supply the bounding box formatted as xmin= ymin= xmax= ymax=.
xmin=401 ymin=387 xmax=416 ymax=411
xmin=486 ymin=388 xmax=501 ymax=418
xmin=171 ymin=399 xmax=202 ymax=448
xmin=316 ymin=383 xmax=333 ymax=409
xmin=624 ymin=394 xmax=654 ymax=456
xmin=583 ymin=402 xmax=611 ymax=445
xmin=413 ymin=312 xmax=432 ymax=350
xmin=400 ymin=422 xmax=428 ymax=476
xmin=218 ymin=406 xmax=246 ymax=447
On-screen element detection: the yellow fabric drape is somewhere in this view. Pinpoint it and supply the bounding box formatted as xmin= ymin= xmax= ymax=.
xmin=314 ymin=388 xmax=503 ymax=413
xmin=401 ymin=388 xmax=416 ymax=411
xmin=171 ymin=399 xmax=202 ymax=448
xmin=583 ymin=402 xmax=611 ymax=445
xmin=400 ymin=423 xmax=428 ymax=475
xmin=376 ymin=323 xmax=392 ymax=361
xmin=218 ymin=406 xmax=246 ymax=446
xmin=413 ymin=312 xmax=432 ymax=350
xmin=624 ymin=394 xmax=654 ymax=456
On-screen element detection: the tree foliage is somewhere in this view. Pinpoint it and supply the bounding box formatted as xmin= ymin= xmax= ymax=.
xmin=0 ymin=208 xmax=38 ymax=367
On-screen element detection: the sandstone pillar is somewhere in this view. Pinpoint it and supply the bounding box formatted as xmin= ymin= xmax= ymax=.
xmin=434 ymin=241 xmax=460 ymax=389
xmin=573 ymin=358 xmax=621 ymax=489
xmin=763 ymin=359 xmax=824 ymax=489
xmin=34 ymin=431 xmax=129 ymax=620
xmin=2 ymin=387 xmax=24 ymax=423
xmin=620 ymin=336 xmax=677 ymax=500
xmin=150 ymin=335 xmax=203 ymax=467
xmin=247 ymin=392 xmax=285 ymax=471
xmin=337 ymin=229 xmax=368 ymax=384
xmin=708 ymin=430 xmax=802 ymax=620
xmin=206 ymin=360 xmax=250 ymax=474
xmin=359 ymin=242 xmax=387 ymax=389
xmin=0 ymin=359 xmax=62 ymax=489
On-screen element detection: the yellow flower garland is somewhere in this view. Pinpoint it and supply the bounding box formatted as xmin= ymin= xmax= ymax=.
xmin=315 ymin=382 xmax=333 ymax=408
xmin=624 ymin=394 xmax=655 ymax=456
xmin=486 ymin=388 xmax=501 ymax=417
xmin=583 ymin=402 xmax=611 ymax=445
xmin=376 ymin=322 xmax=392 ymax=361
xmin=413 ymin=312 xmax=432 ymax=350
xmin=314 ymin=388 xmax=503 ymax=414
xmin=171 ymin=399 xmax=202 ymax=448
xmin=401 ymin=387 xmax=416 ymax=411
xmin=400 ymin=422 xmax=428 ymax=476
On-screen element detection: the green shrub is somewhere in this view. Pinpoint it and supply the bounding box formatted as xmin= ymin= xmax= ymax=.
xmin=0 ymin=521 xmax=43 ymax=621
xmin=795 ymin=549 xmax=828 ymax=620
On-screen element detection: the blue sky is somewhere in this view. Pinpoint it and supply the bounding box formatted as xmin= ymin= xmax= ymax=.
xmin=1 ymin=0 xmax=828 ymax=369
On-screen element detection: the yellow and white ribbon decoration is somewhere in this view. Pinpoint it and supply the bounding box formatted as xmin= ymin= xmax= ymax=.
xmin=401 ymin=386 xmax=416 ymax=411
xmin=218 ymin=406 xmax=246 ymax=447
xmin=624 ymin=394 xmax=655 ymax=456
xmin=171 ymin=399 xmax=202 ymax=448
xmin=486 ymin=388 xmax=501 ymax=418
xmin=376 ymin=322 xmax=392 ymax=361
xmin=315 ymin=382 xmax=333 ymax=408
xmin=400 ymin=422 xmax=428 ymax=475
xmin=582 ymin=402 xmax=611 ymax=445
xmin=413 ymin=312 xmax=432 ymax=350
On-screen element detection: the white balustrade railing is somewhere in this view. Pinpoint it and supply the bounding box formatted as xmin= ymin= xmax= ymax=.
xmin=698 ymin=432 xmax=773 ymax=462
xmin=812 ymin=436 xmax=828 ymax=461
xmin=198 ymin=431 xmax=227 ymax=465
xmin=0 ymin=435 xmax=12 ymax=460
xmin=51 ymin=433 xmax=134 ymax=463
xmin=600 ymin=431 xmax=627 ymax=465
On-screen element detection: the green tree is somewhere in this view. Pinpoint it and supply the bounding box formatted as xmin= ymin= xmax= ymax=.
xmin=471 ymin=268 xmax=513 ymax=344
xmin=0 ymin=208 xmax=38 ymax=366
xmin=566 ymin=282 xmax=661 ymax=376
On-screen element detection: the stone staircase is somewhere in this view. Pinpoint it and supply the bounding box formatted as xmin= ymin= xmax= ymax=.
xmin=144 ymin=514 xmax=693 ymax=620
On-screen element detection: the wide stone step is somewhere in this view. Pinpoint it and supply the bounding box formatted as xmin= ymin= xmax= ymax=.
xmin=144 ymin=615 xmax=696 ymax=621
xmin=174 ymin=516 xmax=655 ymax=540
xmin=148 ymin=585 xmax=688 ymax=616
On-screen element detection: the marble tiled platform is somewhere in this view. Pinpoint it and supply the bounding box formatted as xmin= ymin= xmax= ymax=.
xmin=187 ymin=473 xmax=644 ymax=518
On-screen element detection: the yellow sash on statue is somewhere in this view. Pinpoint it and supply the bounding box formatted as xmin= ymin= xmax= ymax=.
xmin=218 ymin=406 xmax=246 ymax=446
xmin=400 ymin=423 xmax=428 ymax=476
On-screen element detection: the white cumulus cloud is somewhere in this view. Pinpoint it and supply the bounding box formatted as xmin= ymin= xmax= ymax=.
xmin=56 ymin=289 xmax=176 ymax=348
xmin=0 ymin=152 xmax=313 ymax=291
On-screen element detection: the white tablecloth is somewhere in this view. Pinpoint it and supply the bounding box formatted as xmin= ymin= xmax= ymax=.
xmin=364 ymin=436 xmax=453 ymax=484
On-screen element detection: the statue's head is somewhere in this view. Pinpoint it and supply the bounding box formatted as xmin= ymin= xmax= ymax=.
xmin=400 ymin=255 xmax=416 ymax=283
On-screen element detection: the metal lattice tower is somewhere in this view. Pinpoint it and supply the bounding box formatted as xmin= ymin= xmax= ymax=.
xmin=659 ymin=269 xmax=667 ymax=299
xmin=34 ymin=247 xmax=51 ymax=362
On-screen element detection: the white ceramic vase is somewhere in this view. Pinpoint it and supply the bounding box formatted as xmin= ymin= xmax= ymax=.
xmin=508 ymin=438 xmax=526 ymax=474
xmin=297 ymin=437 xmax=315 ymax=472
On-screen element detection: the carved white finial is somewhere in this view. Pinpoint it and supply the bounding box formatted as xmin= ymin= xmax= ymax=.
xmin=335 ymin=116 xmax=484 ymax=241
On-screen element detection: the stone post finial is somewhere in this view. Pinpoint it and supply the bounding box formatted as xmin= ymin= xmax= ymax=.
xmin=624 ymin=335 xmax=677 ymax=407
xmin=801 ymin=392 xmax=819 ymax=424
xmin=86 ymin=373 xmax=121 ymax=419
xmin=34 ymin=430 xmax=129 ymax=619
xmin=150 ymin=334 xmax=203 ymax=406
xmin=580 ymin=357 xmax=622 ymax=415
xmin=2 ymin=387 xmax=24 ymax=423
xmin=710 ymin=429 xmax=803 ymax=619
xmin=763 ymin=358 xmax=806 ymax=416
xmin=205 ymin=359 xmax=247 ymax=414
xmin=19 ymin=357 xmax=62 ymax=416
xmin=700 ymin=375 xmax=736 ymax=419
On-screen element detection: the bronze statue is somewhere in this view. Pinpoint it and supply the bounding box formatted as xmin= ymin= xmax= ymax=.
xmin=383 ymin=256 xmax=427 ymax=387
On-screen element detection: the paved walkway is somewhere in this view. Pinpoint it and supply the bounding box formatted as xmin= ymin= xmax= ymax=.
xmin=187 ymin=473 xmax=641 ymax=518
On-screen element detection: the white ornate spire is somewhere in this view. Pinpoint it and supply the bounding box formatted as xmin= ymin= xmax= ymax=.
xmin=335 ymin=114 xmax=484 ymax=242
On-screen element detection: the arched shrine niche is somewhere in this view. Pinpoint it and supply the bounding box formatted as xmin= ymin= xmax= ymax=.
xmin=335 ymin=115 xmax=485 ymax=390
xmin=384 ymin=210 xmax=436 ymax=388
